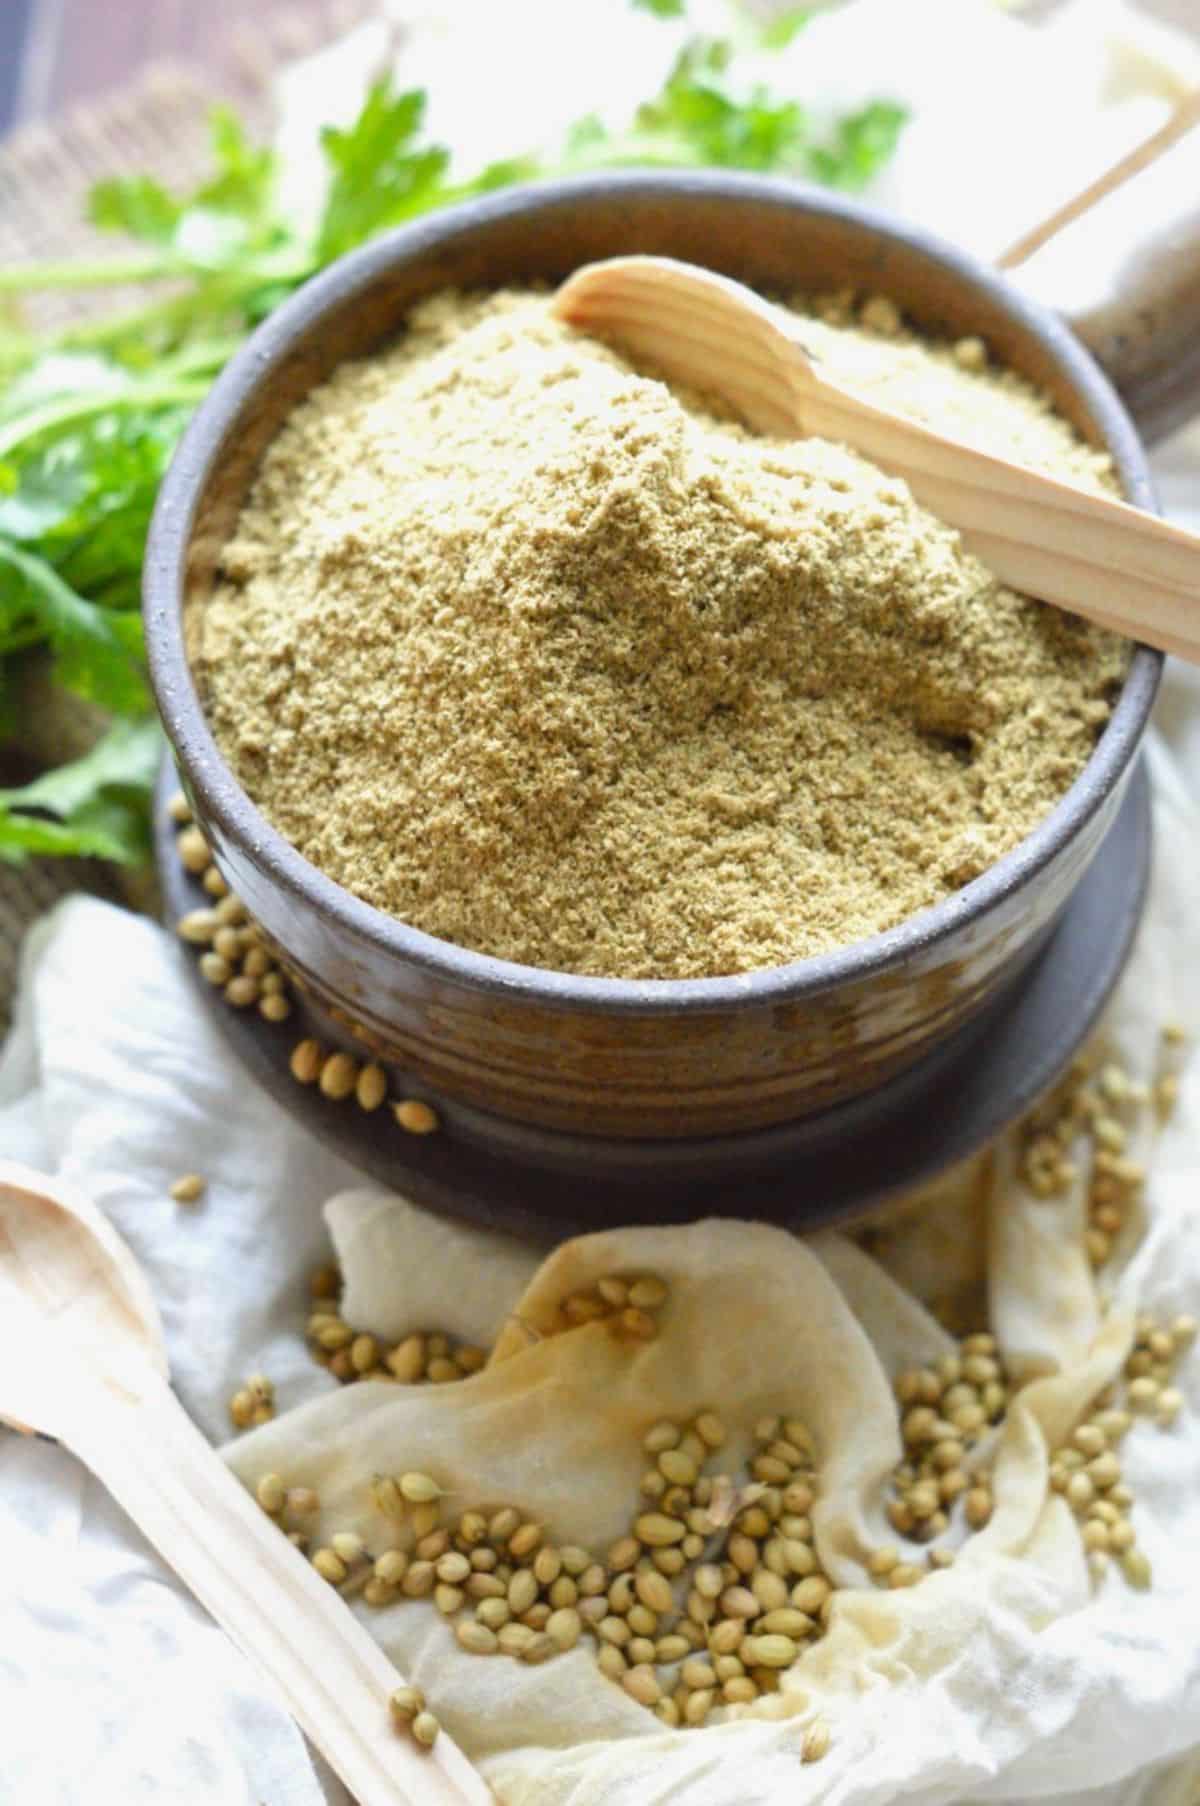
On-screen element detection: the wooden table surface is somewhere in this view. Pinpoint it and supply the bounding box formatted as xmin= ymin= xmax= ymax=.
xmin=1 ymin=0 xmax=356 ymax=129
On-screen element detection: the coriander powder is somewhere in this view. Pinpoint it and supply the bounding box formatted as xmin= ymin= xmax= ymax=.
xmin=196 ymin=288 xmax=1126 ymax=980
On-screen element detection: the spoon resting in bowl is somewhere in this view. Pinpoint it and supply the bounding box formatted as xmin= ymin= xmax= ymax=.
xmin=552 ymin=255 xmax=1200 ymax=665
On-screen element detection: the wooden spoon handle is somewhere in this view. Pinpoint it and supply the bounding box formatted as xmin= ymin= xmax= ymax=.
xmin=798 ymin=375 xmax=1200 ymax=662
xmin=62 ymin=1373 xmax=492 ymax=1806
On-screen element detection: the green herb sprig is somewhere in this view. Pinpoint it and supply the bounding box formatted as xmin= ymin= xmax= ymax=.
xmin=0 ymin=5 xmax=905 ymax=867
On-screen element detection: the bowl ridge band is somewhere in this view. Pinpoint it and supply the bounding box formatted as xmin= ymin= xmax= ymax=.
xmin=144 ymin=172 xmax=1160 ymax=1140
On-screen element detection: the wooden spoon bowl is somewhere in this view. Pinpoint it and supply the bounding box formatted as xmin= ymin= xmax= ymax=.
xmin=0 ymin=1162 xmax=491 ymax=1805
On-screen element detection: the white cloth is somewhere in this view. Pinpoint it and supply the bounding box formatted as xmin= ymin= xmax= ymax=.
xmin=3 ymin=708 xmax=1200 ymax=1805
xmin=5 ymin=5 xmax=1200 ymax=1802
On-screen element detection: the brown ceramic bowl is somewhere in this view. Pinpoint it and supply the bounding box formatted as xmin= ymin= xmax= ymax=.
xmin=144 ymin=172 xmax=1161 ymax=1148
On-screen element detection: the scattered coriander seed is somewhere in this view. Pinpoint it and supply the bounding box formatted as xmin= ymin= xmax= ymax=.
xmin=356 ymin=1064 xmax=388 ymax=1112
xmin=229 ymin=1388 xmax=255 ymax=1429
xmin=176 ymin=908 xmax=218 ymax=944
xmin=635 ymin=1512 xmax=686 ymax=1547
xmin=177 ymin=826 xmax=211 ymax=873
xmin=386 ymin=1335 xmax=426 ymax=1383
xmin=313 ymin=1548 xmax=347 ymax=1585
xmin=801 ymin=1718 xmax=831 ymax=1764
xmin=622 ymin=1666 xmax=661 ymax=1707
xmin=658 ymin=1448 xmax=698 ymax=1488
xmin=399 ymin=1471 xmax=442 ymax=1505
xmin=1120 ymin=1548 xmax=1152 ymax=1589
xmin=199 ymin=952 xmax=232 ymax=986
xmin=260 ymin=992 xmax=292 ymax=1022
xmin=290 ymin=1039 xmax=323 ymax=1084
xmin=1128 ymin=1377 xmax=1160 ymax=1413
xmin=402 ymin=1562 xmax=435 ymax=1599
xmin=388 ymin=1685 xmax=424 ymax=1725
xmin=170 ymin=1173 xmax=206 ymax=1204
xmin=213 ymin=926 xmax=242 ymax=961
xmin=694 ymin=1412 xmax=726 ymax=1449
xmin=319 ymin=1052 xmax=359 ymax=1100
xmin=255 ymin=1473 xmax=285 ymax=1515
xmin=1156 ymin=1387 xmax=1183 ymax=1427
xmin=643 ymin=1420 xmax=681 ymax=1455
xmin=546 ymin=1607 xmax=583 ymax=1651
xmin=374 ymin=1551 xmax=409 ymax=1587
xmin=509 ymin=1522 xmax=544 ymax=1560
xmin=411 ymin=1711 xmax=440 ymax=1749
xmin=394 ymin=1098 xmax=439 ymax=1135
xmin=456 ymin=1620 xmax=499 ymax=1655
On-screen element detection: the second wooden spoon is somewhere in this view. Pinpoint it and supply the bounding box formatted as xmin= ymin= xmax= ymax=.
xmin=552 ymin=255 xmax=1200 ymax=664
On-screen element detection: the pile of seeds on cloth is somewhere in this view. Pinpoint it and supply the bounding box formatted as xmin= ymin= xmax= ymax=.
xmin=228 ymin=1255 xmax=1193 ymax=1761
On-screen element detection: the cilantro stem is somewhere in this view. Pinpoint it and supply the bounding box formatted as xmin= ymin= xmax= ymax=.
xmin=0 ymin=379 xmax=209 ymax=460
xmin=0 ymin=250 xmax=313 ymax=298
xmin=0 ymin=538 xmax=82 ymax=599
xmin=0 ymin=253 xmax=181 ymax=292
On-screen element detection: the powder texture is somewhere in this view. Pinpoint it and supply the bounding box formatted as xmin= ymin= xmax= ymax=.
xmin=196 ymin=288 xmax=1127 ymax=979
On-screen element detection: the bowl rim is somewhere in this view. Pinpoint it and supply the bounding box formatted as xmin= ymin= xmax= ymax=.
xmin=144 ymin=168 xmax=1162 ymax=1018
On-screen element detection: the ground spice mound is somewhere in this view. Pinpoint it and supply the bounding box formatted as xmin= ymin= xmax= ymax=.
xmin=197 ymin=288 xmax=1128 ymax=980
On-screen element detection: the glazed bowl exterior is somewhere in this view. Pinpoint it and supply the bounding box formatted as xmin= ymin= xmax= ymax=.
xmin=144 ymin=172 xmax=1161 ymax=1141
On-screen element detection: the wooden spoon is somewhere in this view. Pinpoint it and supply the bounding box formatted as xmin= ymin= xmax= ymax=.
xmin=0 ymin=1161 xmax=492 ymax=1806
xmin=552 ymin=255 xmax=1200 ymax=664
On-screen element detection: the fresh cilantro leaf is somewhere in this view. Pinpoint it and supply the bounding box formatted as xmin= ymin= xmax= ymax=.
xmin=89 ymin=174 xmax=183 ymax=245
xmin=316 ymin=83 xmax=451 ymax=263
xmin=0 ymin=716 xmax=160 ymax=818
xmin=760 ymin=9 xmax=812 ymax=49
xmin=0 ymin=790 xmax=153 ymax=864
xmin=89 ymin=109 xmax=283 ymax=271
xmin=633 ymin=0 xmax=685 ymax=15
xmin=194 ymin=107 xmax=277 ymax=223
xmin=807 ymin=100 xmax=909 ymax=191
xmin=0 ymin=713 xmax=160 ymax=864
xmin=589 ymin=41 xmax=807 ymax=172
xmin=0 ymin=409 xmax=187 ymax=605
xmin=0 ymin=540 xmax=148 ymax=714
